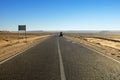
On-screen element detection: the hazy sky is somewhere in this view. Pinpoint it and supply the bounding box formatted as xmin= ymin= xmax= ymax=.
xmin=0 ymin=0 xmax=120 ymax=31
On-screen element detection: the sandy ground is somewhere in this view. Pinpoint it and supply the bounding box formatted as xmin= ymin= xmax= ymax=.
xmin=0 ymin=33 xmax=50 ymax=62
xmin=86 ymin=37 xmax=120 ymax=50
xmin=64 ymin=34 xmax=120 ymax=60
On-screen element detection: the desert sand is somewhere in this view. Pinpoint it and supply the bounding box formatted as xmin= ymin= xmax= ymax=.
xmin=64 ymin=33 xmax=120 ymax=59
xmin=0 ymin=32 xmax=50 ymax=62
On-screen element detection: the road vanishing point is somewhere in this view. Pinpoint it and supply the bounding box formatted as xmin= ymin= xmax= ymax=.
xmin=1 ymin=36 xmax=120 ymax=80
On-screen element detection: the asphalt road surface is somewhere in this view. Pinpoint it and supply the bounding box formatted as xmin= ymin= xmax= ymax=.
xmin=1 ymin=36 xmax=120 ymax=80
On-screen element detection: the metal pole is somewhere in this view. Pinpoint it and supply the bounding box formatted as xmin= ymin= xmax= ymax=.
xmin=18 ymin=30 xmax=20 ymax=43
xmin=25 ymin=30 xmax=27 ymax=43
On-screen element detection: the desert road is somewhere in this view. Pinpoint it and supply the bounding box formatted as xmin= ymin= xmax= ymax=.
xmin=1 ymin=36 xmax=120 ymax=80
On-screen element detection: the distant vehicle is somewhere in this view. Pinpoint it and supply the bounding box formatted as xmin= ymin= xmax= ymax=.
xmin=59 ymin=32 xmax=63 ymax=37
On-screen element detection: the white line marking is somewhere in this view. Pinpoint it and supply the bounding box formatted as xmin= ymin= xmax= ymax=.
xmin=78 ymin=42 xmax=120 ymax=64
xmin=64 ymin=38 xmax=120 ymax=64
xmin=65 ymin=38 xmax=120 ymax=64
xmin=72 ymin=41 xmax=76 ymax=44
xmin=57 ymin=38 xmax=66 ymax=80
xmin=0 ymin=50 xmax=25 ymax=64
xmin=66 ymin=39 xmax=71 ymax=42
xmin=0 ymin=38 xmax=48 ymax=65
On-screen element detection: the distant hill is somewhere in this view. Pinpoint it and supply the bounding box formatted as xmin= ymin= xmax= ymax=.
xmin=26 ymin=30 xmax=44 ymax=33
xmin=1 ymin=30 xmax=120 ymax=34
xmin=99 ymin=31 xmax=120 ymax=34
xmin=0 ymin=31 xmax=10 ymax=33
xmin=11 ymin=30 xmax=44 ymax=33
xmin=99 ymin=31 xmax=110 ymax=34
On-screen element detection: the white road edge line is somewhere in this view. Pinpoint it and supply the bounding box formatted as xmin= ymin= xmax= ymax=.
xmin=57 ymin=38 xmax=66 ymax=80
xmin=0 ymin=37 xmax=48 ymax=65
xmin=65 ymin=38 xmax=120 ymax=64
xmin=79 ymin=42 xmax=120 ymax=64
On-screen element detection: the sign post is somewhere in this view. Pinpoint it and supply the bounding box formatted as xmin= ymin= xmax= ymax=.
xmin=18 ymin=25 xmax=27 ymax=43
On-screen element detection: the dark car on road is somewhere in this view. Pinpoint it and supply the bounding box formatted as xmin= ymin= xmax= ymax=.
xmin=59 ymin=32 xmax=63 ymax=37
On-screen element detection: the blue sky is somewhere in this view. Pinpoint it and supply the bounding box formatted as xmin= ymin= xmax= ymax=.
xmin=0 ymin=0 xmax=120 ymax=31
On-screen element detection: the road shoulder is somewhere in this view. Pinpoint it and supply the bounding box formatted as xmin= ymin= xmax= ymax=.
xmin=0 ymin=35 xmax=50 ymax=64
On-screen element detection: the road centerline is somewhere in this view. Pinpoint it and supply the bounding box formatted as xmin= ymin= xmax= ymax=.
xmin=57 ymin=38 xmax=66 ymax=80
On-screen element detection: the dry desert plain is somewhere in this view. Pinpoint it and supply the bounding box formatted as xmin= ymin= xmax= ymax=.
xmin=1 ymin=32 xmax=120 ymax=63
xmin=64 ymin=33 xmax=120 ymax=61
xmin=0 ymin=32 xmax=50 ymax=62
